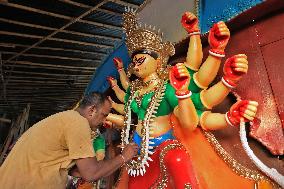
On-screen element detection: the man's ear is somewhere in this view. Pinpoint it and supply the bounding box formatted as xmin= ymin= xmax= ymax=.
xmin=87 ymin=105 xmax=97 ymax=117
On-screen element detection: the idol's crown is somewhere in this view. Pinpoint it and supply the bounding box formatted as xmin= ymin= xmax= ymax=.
xmin=123 ymin=7 xmax=174 ymax=57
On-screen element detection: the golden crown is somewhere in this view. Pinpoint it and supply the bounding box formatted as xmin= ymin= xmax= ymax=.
xmin=123 ymin=8 xmax=175 ymax=60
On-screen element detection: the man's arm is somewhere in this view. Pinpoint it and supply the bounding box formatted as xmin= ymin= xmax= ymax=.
xmin=75 ymin=143 xmax=138 ymax=182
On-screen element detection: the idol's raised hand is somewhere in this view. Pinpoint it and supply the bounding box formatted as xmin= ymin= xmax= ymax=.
xmin=170 ymin=63 xmax=191 ymax=92
xmin=181 ymin=12 xmax=200 ymax=35
xmin=113 ymin=57 xmax=124 ymax=72
xmin=208 ymin=21 xmax=230 ymax=57
xmin=226 ymin=100 xmax=258 ymax=127
xmin=222 ymin=54 xmax=248 ymax=88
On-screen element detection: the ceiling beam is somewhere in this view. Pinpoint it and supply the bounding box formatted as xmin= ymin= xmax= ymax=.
xmin=0 ymin=31 xmax=112 ymax=49
xmin=0 ymin=118 xmax=11 ymax=123
xmin=4 ymin=65 xmax=95 ymax=73
xmin=0 ymin=102 xmax=77 ymax=106
xmin=4 ymin=89 xmax=85 ymax=92
xmin=57 ymin=0 xmax=123 ymax=16
xmin=5 ymin=70 xmax=94 ymax=77
xmin=0 ymin=43 xmax=107 ymax=56
xmin=110 ymin=0 xmax=139 ymax=8
xmin=0 ymin=102 xmax=75 ymax=105
xmin=2 ymin=0 xmax=109 ymax=88
xmin=6 ymin=83 xmax=88 ymax=87
xmin=0 ymin=18 xmax=121 ymax=41
xmin=5 ymin=96 xmax=78 ymax=100
xmin=5 ymin=79 xmax=89 ymax=84
xmin=5 ymin=75 xmax=91 ymax=82
xmin=0 ymin=2 xmax=123 ymax=30
xmin=5 ymin=92 xmax=84 ymax=96
xmin=5 ymin=61 xmax=96 ymax=71
xmin=2 ymin=51 xmax=101 ymax=62
xmin=1 ymin=98 xmax=82 ymax=103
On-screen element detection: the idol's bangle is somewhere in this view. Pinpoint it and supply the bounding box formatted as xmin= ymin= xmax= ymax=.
xmin=189 ymin=31 xmax=201 ymax=36
xmin=225 ymin=112 xmax=238 ymax=127
xmin=175 ymin=90 xmax=192 ymax=99
xmin=209 ymin=49 xmax=225 ymax=58
xmin=221 ymin=77 xmax=236 ymax=89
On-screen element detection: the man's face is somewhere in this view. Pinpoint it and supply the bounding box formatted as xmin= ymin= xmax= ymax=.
xmin=89 ymin=100 xmax=111 ymax=131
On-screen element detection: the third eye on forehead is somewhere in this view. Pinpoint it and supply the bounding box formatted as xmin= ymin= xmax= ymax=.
xmin=132 ymin=56 xmax=146 ymax=66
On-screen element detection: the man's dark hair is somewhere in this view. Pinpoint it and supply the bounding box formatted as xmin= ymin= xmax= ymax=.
xmin=78 ymin=92 xmax=109 ymax=109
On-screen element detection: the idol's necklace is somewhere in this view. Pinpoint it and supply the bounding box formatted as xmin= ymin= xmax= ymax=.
xmin=122 ymin=79 xmax=166 ymax=176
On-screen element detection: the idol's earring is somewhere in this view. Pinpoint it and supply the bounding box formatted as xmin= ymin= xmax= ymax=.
xmin=127 ymin=62 xmax=134 ymax=78
xmin=157 ymin=57 xmax=168 ymax=80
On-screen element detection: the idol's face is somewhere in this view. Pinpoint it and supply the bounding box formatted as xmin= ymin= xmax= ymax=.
xmin=132 ymin=53 xmax=158 ymax=78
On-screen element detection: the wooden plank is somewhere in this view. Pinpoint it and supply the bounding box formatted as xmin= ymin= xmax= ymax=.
xmin=6 ymin=82 xmax=88 ymax=86
xmin=17 ymin=104 xmax=30 ymax=138
xmin=3 ymin=0 xmax=109 ymax=72
xmin=110 ymin=0 xmax=139 ymax=8
xmin=0 ymin=31 xmax=112 ymax=49
xmin=58 ymin=0 xmax=122 ymax=16
xmin=0 ymin=2 xmax=122 ymax=30
xmin=4 ymin=92 xmax=83 ymax=96
xmin=0 ymin=17 xmax=121 ymax=41
xmin=0 ymin=118 xmax=11 ymax=123
xmin=6 ymin=75 xmax=91 ymax=81
xmin=4 ymin=70 xmax=93 ymax=77
xmin=5 ymin=61 xmax=96 ymax=71
xmin=5 ymin=87 xmax=86 ymax=90
xmin=6 ymin=79 xmax=89 ymax=83
xmin=6 ymin=96 xmax=79 ymax=100
xmin=0 ymin=43 xmax=107 ymax=56
xmin=0 ymin=112 xmax=21 ymax=165
xmin=2 ymin=51 xmax=100 ymax=62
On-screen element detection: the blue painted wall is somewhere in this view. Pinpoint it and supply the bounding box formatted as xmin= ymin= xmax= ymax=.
xmin=198 ymin=0 xmax=263 ymax=33
xmin=84 ymin=42 xmax=131 ymax=94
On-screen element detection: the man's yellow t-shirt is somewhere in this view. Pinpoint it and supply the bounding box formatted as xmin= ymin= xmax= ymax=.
xmin=0 ymin=110 xmax=95 ymax=189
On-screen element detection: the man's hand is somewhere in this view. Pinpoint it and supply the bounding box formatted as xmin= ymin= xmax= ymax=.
xmin=75 ymin=144 xmax=138 ymax=182
xmin=121 ymin=143 xmax=139 ymax=162
xmin=181 ymin=12 xmax=200 ymax=34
